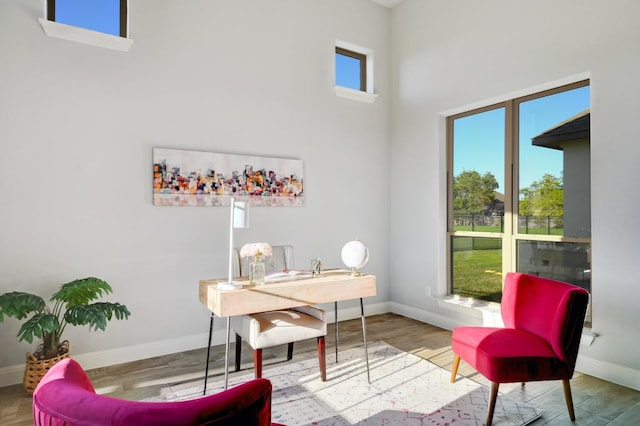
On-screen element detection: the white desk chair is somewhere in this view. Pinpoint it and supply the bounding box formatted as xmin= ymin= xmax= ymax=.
xmin=231 ymin=245 xmax=327 ymax=381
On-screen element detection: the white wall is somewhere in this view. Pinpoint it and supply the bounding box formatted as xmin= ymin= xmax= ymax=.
xmin=389 ymin=0 xmax=640 ymax=390
xmin=564 ymin=142 xmax=591 ymax=237
xmin=0 ymin=0 xmax=391 ymax=384
xmin=2 ymin=0 xmax=639 ymax=393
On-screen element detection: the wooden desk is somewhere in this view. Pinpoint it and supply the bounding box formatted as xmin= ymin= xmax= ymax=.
xmin=199 ymin=271 xmax=376 ymax=391
xmin=200 ymin=270 xmax=376 ymax=316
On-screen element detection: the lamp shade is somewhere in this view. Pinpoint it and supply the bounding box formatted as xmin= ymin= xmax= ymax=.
xmin=232 ymin=201 xmax=249 ymax=228
xmin=219 ymin=198 xmax=250 ymax=290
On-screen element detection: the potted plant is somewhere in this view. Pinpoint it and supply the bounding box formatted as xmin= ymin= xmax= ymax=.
xmin=0 ymin=276 xmax=131 ymax=393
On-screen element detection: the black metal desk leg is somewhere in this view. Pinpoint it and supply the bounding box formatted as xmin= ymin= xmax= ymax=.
xmin=224 ymin=317 xmax=231 ymax=390
xmin=203 ymin=313 xmax=215 ymax=395
xmin=360 ymin=297 xmax=370 ymax=383
xmin=334 ymin=301 xmax=339 ymax=363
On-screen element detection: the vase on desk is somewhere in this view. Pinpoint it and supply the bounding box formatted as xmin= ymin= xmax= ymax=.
xmin=250 ymin=255 xmax=266 ymax=285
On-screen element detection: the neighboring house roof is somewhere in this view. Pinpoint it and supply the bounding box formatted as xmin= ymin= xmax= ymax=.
xmin=531 ymin=109 xmax=590 ymax=150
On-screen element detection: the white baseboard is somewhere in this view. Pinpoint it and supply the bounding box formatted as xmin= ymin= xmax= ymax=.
xmin=576 ymin=354 xmax=640 ymax=391
xmin=390 ymin=301 xmax=640 ymax=392
xmin=0 ymin=301 xmax=391 ymax=388
xmin=389 ymin=301 xmax=462 ymax=330
xmin=4 ymin=300 xmax=636 ymax=393
xmin=0 ymin=330 xmax=222 ymax=389
xmin=0 ymin=364 xmax=25 ymax=389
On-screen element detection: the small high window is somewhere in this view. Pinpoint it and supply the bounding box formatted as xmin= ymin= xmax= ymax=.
xmin=47 ymin=0 xmax=127 ymax=38
xmin=335 ymin=47 xmax=367 ymax=92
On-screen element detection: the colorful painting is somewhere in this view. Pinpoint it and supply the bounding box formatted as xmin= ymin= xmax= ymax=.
xmin=153 ymin=148 xmax=304 ymax=206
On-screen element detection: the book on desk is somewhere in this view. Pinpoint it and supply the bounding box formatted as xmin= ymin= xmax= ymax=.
xmin=265 ymin=270 xmax=313 ymax=282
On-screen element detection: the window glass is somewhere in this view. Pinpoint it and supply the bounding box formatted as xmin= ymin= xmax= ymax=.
xmin=452 ymin=107 xmax=505 ymax=229
xmin=450 ymin=107 xmax=505 ymax=301
xmin=335 ymin=47 xmax=366 ymax=91
xmin=518 ymin=86 xmax=591 ymax=239
xmin=517 ymin=240 xmax=590 ymax=290
xmin=451 ymin=236 xmax=502 ymax=302
xmin=50 ymin=0 xmax=125 ymax=37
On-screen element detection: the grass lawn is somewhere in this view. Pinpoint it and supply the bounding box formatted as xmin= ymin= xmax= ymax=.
xmin=452 ymin=246 xmax=502 ymax=302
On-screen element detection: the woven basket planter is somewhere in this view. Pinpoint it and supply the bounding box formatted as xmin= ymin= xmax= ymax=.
xmin=23 ymin=340 xmax=70 ymax=395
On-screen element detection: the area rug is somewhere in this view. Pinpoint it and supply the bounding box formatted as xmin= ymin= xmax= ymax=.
xmin=150 ymin=341 xmax=543 ymax=425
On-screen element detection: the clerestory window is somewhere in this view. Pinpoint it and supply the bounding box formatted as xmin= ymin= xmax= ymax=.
xmin=334 ymin=41 xmax=377 ymax=104
xmin=47 ymin=0 xmax=127 ymax=37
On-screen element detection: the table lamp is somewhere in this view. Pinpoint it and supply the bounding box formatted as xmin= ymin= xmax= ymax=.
xmin=218 ymin=198 xmax=249 ymax=290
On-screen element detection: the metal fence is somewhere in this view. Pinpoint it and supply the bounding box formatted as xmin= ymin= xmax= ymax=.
xmin=453 ymin=214 xmax=563 ymax=235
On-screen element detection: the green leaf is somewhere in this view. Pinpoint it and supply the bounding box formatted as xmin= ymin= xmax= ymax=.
xmin=16 ymin=313 xmax=59 ymax=344
xmin=0 ymin=292 xmax=46 ymax=321
xmin=2 ymin=277 xmax=130 ymax=346
xmin=64 ymin=303 xmax=130 ymax=331
xmin=51 ymin=277 xmax=113 ymax=308
xmin=453 ymin=170 xmax=499 ymax=215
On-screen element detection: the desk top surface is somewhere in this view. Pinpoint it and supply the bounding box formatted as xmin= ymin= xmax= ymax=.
xmin=199 ymin=270 xmax=376 ymax=317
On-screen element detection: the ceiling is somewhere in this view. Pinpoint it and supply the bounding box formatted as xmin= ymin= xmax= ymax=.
xmin=370 ymin=0 xmax=403 ymax=8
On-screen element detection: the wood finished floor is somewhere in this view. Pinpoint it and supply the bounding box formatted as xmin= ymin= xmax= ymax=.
xmin=2 ymin=313 xmax=639 ymax=425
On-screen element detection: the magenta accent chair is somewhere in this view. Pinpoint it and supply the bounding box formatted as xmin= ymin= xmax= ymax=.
xmin=450 ymin=272 xmax=589 ymax=426
xmin=33 ymin=358 xmax=277 ymax=426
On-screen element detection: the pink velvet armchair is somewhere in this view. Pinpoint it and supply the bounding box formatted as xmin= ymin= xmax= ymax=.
xmin=33 ymin=358 xmax=276 ymax=425
xmin=450 ymin=272 xmax=589 ymax=426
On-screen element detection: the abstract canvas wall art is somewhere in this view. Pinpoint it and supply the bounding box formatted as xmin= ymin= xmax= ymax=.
xmin=153 ymin=148 xmax=303 ymax=206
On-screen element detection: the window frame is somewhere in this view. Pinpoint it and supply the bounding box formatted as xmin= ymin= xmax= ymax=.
xmin=47 ymin=0 xmax=128 ymax=38
xmin=446 ymin=80 xmax=591 ymax=302
xmin=334 ymin=40 xmax=377 ymax=103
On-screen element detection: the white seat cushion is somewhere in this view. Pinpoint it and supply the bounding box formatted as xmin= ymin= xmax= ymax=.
xmin=232 ymin=309 xmax=327 ymax=349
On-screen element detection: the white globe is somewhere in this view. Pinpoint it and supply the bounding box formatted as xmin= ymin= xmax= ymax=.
xmin=341 ymin=240 xmax=369 ymax=270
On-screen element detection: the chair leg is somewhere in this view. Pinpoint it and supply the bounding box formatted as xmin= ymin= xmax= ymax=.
xmin=450 ymin=354 xmax=460 ymax=383
xmin=235 ymin=333 xmax=242 ymax=372
xmin=562 ymin=379 xmax=576 ymax=421
xmin=317 ymin=336 xmax=327 ymax=381
xmin=287 ymin=342 xmax=294 ymax=361
xmin=486 ymin=382 xmax=499 ymax=426
xmin=253 ymin=349 xmax=263 ymax=379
